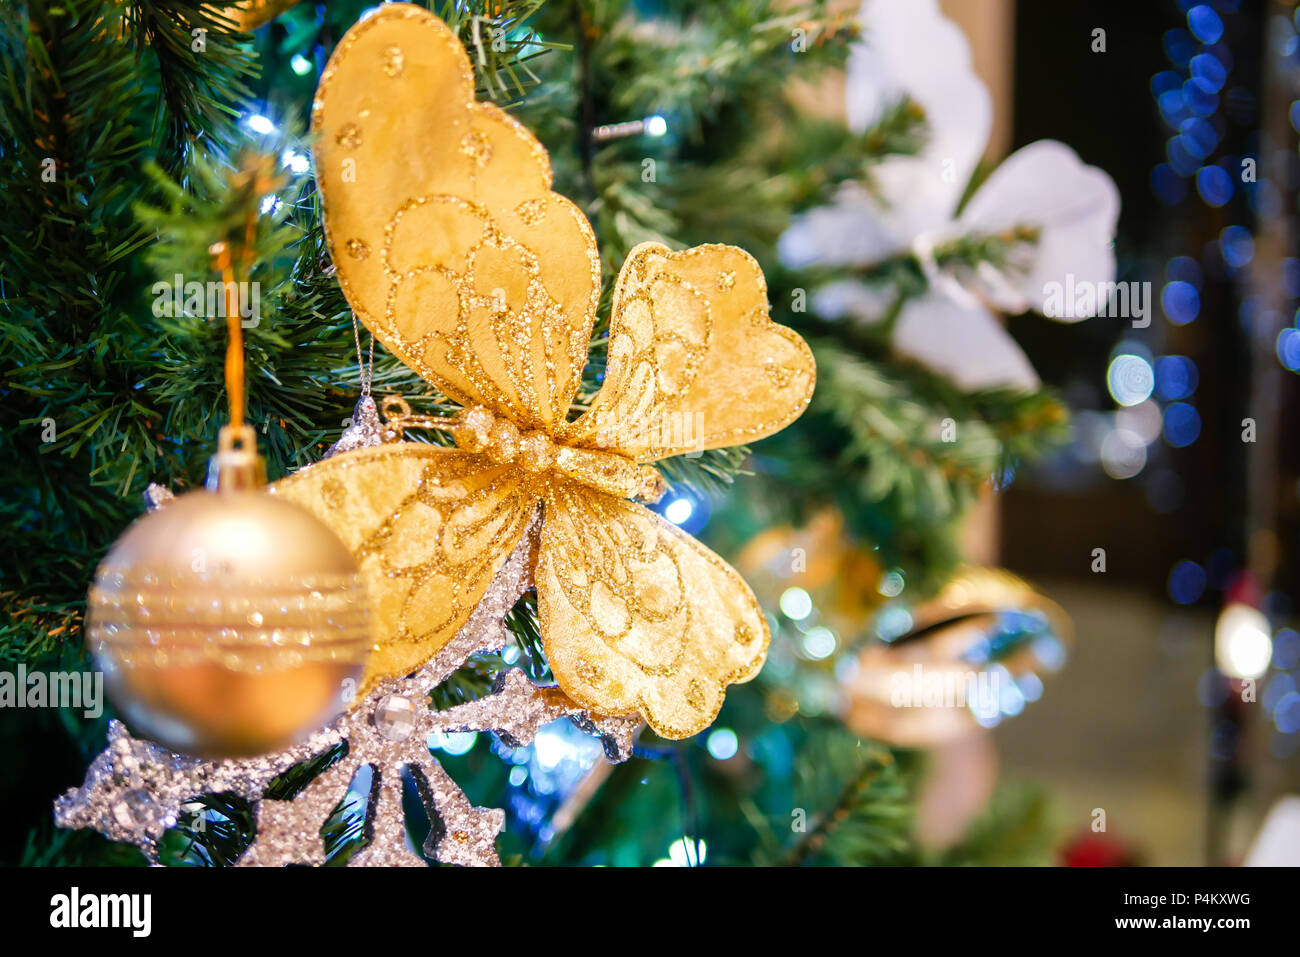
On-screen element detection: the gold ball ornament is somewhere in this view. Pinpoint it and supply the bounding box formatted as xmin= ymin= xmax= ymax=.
xmin=843 ymin=566 xmax=1072 ymax=747
xmin=86 ymin=427 xmax=371 ymax=758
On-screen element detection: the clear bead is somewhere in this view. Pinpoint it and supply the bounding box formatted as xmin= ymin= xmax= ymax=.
xmin=373 ymin=694 xmax=417 ymax=741
xmin=110 ymin=788 xmax=155 ymax=829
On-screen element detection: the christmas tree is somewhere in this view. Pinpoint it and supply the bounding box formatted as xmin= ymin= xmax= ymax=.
xmin=1 ymin=0 xmax=1078 ymax=867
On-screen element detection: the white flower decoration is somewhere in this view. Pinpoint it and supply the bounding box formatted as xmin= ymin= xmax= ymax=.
xmin=781 ymin=0 xmax=1120 ymax=391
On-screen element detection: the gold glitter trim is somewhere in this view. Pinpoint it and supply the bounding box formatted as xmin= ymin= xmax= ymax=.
xmin=86 ymin=565 xmax=370 ymax=670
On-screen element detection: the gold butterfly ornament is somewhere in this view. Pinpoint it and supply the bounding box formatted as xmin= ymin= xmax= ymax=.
xmin=272 ymin=4 xmax=816 ymax=740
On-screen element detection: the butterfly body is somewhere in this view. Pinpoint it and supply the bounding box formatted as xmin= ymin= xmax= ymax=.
xmin=380 ymin=398 xmax=669 ymax=503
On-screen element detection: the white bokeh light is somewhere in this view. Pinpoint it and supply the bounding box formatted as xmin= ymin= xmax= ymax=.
xmin=1215 ymin=603 xmax=1273 ymax=680
xmin=664 ymin=497 xmax=693 ymax=525
xmin=1107 ymin=354 xmax=1155 ymax=406
xmin=1100 ymin=428 xmax=1147 ymax=479
xmin=779 ymin=586 xmax=813 ymax=621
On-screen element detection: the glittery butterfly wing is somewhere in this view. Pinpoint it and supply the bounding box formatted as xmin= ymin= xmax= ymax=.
xmin=536 ymin=481 xmax=769 ymax=739
xmin=271 ymin=445 xmax=540 ymax=698
xmin=314 ymin=3 xmax=600 ymax=431
xmin=560 ymin=242 xmax=816 ymax=460
xmin=535 ymin=243 xmax=814 ymax=737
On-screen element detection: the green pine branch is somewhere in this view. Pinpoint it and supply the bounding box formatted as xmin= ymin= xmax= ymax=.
xmin=747 ymin=728 xmax=912 ymax=866
xmin=122 ymin=0 xmax=259 ymax=172
xmin=933 ymin=782 xmax=1056 ymax=867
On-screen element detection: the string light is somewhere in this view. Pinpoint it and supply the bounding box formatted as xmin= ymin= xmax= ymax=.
xmin=592 ymin=114 xmax=669 ymax=141
xmin=664 ymin=497 xmax=693 ymax=525
xmin=244 ymin=113 xmax=276 ymax=135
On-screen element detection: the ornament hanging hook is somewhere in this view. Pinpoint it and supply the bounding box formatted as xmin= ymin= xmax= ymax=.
xmin=350 ymin=312 xmax=375 ymax=398
xmin=378 ymin=394 xmax=461 ymax=441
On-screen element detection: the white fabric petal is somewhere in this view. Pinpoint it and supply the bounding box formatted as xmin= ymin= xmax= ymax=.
xmin=893 ymin=291 xmax=1039 ymax=392
xmin=810 ymin=279 xmax=895 ymax=324
xmin=779 ymin=183 xmax=908 ymax=269
xmin=958 ymin=140 xmax=1120 ymax=320
xmin=847 ymin=0 xmax=992 ymax=228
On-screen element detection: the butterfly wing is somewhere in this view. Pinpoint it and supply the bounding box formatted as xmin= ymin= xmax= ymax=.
xmin=270 ymin=445 xmax=539 ymax=696
xmin=535 ymin=480 xmax=769 ymax=739
xmin=561 ymin=242 xmax=815 ymax=460
xmin=314 ymin=4 xmax=599 ymax=430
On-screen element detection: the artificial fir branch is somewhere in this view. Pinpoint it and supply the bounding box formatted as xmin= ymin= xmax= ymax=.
xmin=740 ymin=726 xmax=912 ymax=867
xmin=121 ymin=0 xmax=259 ymax=172
xmin=813 ymin=343 xmax=1067 ymax=526
xmin=0 ymin=0 xmax=152 ymax=660
xmin=433 ymin=0 xmax=561 ymax=101
xmin=933 ymin=783 xmax=1055 ymax=867
xmin=783 ymin=745 xmax=896 ymax=866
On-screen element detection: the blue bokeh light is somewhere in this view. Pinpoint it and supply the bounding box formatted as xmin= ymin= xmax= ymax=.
xmin=1179 ymin=117 xmax=1218 ymax=157
xmin=1168 ymin=560 xmax=1207 ymax=604
xmin=1164 ymin=28 xmax=1197 ymax=67
xmin=657 ymin=489 xmax=710 ymax=535
xmin=1152 ymin=70 xmax=1183 ymax=98
xmin=1220 ymin=225 xmax=1254 ymax=268
xmin=1183 ymin=80 xmax=1218 ymax=116
xmin=1264 ymin=673 xmax=1298 ymax=713
xmin=1196 ymin=165 xmax=1233 ymax=206
xmin=1162 ymin=280 xmax=1201 ymax=324
xmin=1277 ymin=328 xmax=1300 ymax=372
xmin=1167 ymin=136 xmax=1201 ymax=175
xmin=1159 ymin=89 xmax=1191 ymax=126
xmin=1187 ymin=5 xmax=1225 ymax=44
xmin=1166 ymin=255 xmax=1203 ymax=288
xmin=1285 ymin=258 xmax=1300 ymax=298
xmin=1205 ymin=547 xmax=1236 ymax=589
xmin=1152 ymin=164 xmax=1188 ymax=205
xmin=1274 ymin=628 xmax=1300 ymax=670
xmin=1154 ymin=355 xmax=1199 ymax=400
xmin=1189 ymin=52 xmax=1227 ymax=93
xmin=1275 ymin=693 xmax=1300 ymax=734
xmin=1163 ymin=402 xmax=1202 ymax=447
xmin=1248 ymin=178 xmax=1281 ymax=219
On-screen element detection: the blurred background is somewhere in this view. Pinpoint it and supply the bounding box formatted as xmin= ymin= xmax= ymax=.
xmin=954 ymin=0 xmax=1297 ymax=865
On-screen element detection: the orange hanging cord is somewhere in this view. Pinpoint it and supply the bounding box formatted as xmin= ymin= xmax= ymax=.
xmin=212 ymin=242 xmax=244 ymax=431
xmin=211 ymin=209 xmax=259 ymax=432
